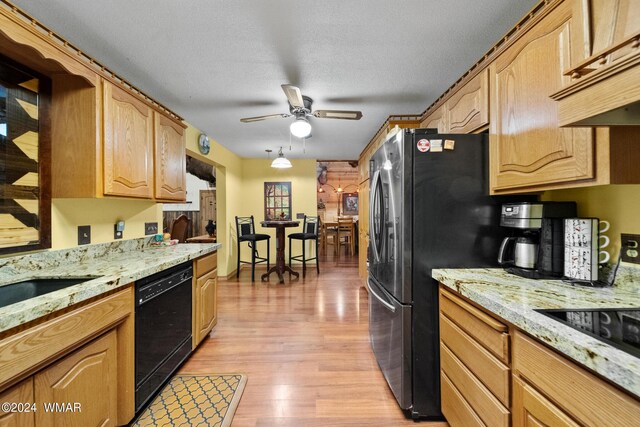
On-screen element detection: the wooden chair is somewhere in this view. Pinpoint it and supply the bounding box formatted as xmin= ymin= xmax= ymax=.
xmin=288 ymin=216 xmax=320 ymax=277
xmin=337 ymin=217 xmax=354 ymax=257
xmin=169 ymin=214 xmax=190 ymax=243
xmin=322 ymin=222 xmax=338 ymax=255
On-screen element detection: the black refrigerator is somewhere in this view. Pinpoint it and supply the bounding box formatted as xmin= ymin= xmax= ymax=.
xmin=367 ymin=128 xmax=519 ymax=420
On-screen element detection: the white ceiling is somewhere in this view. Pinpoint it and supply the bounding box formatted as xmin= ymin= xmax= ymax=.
xmin=13 ymin=0 xmax=537 ymax=160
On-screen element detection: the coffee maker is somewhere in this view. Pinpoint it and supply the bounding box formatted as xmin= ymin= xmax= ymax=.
xmin=498 ymin=202 xmax=576 ymax=279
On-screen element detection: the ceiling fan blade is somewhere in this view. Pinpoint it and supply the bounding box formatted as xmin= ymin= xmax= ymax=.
xmin=240 ymin=113 xmax=291 ymax=123
xmin=312 ymin=110 xmax=363 ymax=120
xmin=281 ymin=84 xmax=305 ymax=108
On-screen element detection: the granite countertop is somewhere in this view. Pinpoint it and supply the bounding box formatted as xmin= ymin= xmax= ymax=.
xmin=0 ymin=238 xmax=221 ymax=334
xmin=432 ymin=265 xmax=640 ymax=397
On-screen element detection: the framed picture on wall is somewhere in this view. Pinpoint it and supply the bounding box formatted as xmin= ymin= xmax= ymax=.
xmin=264 ymin=181 xmax=292 ymax=220
xmin=342 ymin=192 xmax=358 ymax=215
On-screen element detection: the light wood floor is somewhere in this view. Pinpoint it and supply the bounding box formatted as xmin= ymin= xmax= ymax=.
xmin=180 ymin=252 xmax=447 ymax=426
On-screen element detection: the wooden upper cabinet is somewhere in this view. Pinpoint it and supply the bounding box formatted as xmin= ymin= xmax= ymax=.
xmin=103 ymin=81 xmax=154 ymax=198
xmin=489 ymin=1 xmax=595 ymax=194
xmin=420 ymin=105 xmax=447 ymax=132
xmin=552 ymin=0 xmax=640 ymax=125
xmin=445 ymin=69 xmax=489 ymax=134
xmin=154 ymin=112 xmax=186 ymax=201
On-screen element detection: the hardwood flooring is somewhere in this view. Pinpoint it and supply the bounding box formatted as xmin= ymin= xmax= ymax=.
xmin=180 ymin=253 xmax=447 ymax=426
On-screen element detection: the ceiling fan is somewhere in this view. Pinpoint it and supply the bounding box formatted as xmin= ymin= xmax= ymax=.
xmin=240 ymin=84 xmax=363 ymax=138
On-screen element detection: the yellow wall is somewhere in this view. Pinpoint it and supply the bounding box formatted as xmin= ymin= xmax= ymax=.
xmin=51 ymin=198 xmax=162 ymax=249
xmin=184 ymin=124 xmax=243 ymax=277
xmin=240 ymin=158 xmax=318 ymax=264
xmin=543 ymin=185 xmax=640 ymax=259
xmin=184 ymin=124 xmax=318 ymax=276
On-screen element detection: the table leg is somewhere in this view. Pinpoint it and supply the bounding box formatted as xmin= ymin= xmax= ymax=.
xmin=262 ymin=225 xmax=299 ymax=283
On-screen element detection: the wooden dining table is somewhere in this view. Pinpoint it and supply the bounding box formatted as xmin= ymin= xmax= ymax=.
xmin=260 ymin=220 xmax=300 ymax=284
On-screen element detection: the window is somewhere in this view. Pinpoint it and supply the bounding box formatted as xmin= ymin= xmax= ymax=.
xmin=264 ymin=182 xmax=291 ymax=220
xmin=0 ymin=55 xmax=51 ymax=254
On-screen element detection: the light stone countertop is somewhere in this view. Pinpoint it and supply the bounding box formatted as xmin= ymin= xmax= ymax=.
xmin=0 ymin=238 xmax=220 ymax=334
xmin=432 ymin=265 xmax=640 ymax=398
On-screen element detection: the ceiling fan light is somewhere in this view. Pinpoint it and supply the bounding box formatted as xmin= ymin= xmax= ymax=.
xmin=271 ymin=147 xmax=292 ymax=169
xmin=290 ymin=117 xmax=312 ymax=138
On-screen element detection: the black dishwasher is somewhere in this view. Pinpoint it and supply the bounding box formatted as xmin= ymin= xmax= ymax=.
xmin=135 ymin=262 xmax=193 ymax=411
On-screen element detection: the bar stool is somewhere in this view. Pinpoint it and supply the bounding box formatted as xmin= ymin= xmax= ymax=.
xmin=288 ymin=216 xmax=320 ymax=277
xmin=235 ymin=216 xmax=270 ymax=281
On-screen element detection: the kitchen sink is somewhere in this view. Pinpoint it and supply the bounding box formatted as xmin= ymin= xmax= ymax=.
xmin=536 ymin=308 xmax=640 ymax=358
xmin=0 ymin=277 xmax=100 ymax=309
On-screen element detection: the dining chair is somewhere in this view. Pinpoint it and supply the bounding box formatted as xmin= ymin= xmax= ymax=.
xmin=323 ymin=221 xmax=338 ymax=255
xmin=169 ymin=214 xmax=190 ymax=243
xmin=235 ymin=216 xmax=270 ymax=281
xmin=337 ymin=217 xmax=355 ymax=257
xmin=288 ymin=216 xmax=320 ymax=277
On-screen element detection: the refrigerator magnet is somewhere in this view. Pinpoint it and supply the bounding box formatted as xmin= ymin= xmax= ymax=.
xmin=417 ymin=139 xmax=430 ymax=152
xmin=444 ymin=139 xmax=455 ymax=150
xmin=431 ymin=139 xmax=443 ymax=152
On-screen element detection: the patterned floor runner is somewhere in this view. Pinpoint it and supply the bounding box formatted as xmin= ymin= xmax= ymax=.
xmin=131 ymin=374 xmax=247 ymax=427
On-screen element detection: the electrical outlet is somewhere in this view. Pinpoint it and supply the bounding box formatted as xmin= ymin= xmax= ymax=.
xmin=114 ymin=224 xmax=123 ymax=240
xmin=145 ymin=222 xmax=158 ymax=235
xmin=621 ymin=234 xmax=640 ymax=264
xmin=78 ymin=225 xmax=91 ymax=245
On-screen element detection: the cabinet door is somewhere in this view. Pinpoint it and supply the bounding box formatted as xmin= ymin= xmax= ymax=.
xmin=103 ymin=81 xmax=153 ymax=198
xmin=193 ymin=269 xmax=217 ymax=348
xmin=35 ymin=330 xmax=118 ymax=427
xmin=0 ymin=379 xmax=35 ymax=427
xmin=513 ymin=376 xmax=579 ymax=427
xmin=446 ymin=69 xmax=489 ymax=134
xmin=490 ymin=1 xmax=594 ymax=193
xmin=420 ymin=105 xmax=447 ymax=132
xmin=154 ymin=112 xmax=186 ymax=201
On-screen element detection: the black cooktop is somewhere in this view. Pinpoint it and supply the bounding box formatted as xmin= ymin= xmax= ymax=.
xmin=536 ymin=308 xmax=640 ymax=359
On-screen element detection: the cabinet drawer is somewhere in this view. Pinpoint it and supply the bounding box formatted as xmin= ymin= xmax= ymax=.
xmin=441 ymin=372 xmax=484 ymax=427
xmin=440 ymin=314 xmax=510 ymax=406
xmin=440 ymin=288 xmax=509 ymax=363
xmin=441 ymin=343 xmax=509 ymax=427
xmin=513 ymin=331 xmax=640 ymax=426
xmin=195 ymin=252 xmax=217 ymax=277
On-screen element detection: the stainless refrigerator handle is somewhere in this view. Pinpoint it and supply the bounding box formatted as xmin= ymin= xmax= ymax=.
xmin=369 ymin=170 xmax=381 ymax=262
xmin=367 ymin=277 xmax=396 ymax=313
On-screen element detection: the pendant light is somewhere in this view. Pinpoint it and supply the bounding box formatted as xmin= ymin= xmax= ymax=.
xmin=271 ymin=147 xmax=292 ymax=169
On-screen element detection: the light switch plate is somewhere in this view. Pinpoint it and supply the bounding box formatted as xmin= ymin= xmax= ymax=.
xmin=145 ymin=222 xmax=158 ymax=235
xmin=78 ymin=225 xmax=91 ymax=245
xmin=621 ymin=234 xmax=640 ymax=264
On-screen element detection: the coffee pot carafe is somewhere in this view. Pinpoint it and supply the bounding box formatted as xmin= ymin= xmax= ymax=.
xmin=498 ymin=235 xmax=539 ymax=270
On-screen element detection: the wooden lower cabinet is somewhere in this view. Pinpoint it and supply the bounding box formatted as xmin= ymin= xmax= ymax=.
xmin=35 ymin=330 xmax=118 ymax=426
xmin=192 ymin=252 xmax=218 ymax=349
xmin=513 ymin=331 xmax=640 ymax=426
xmin=0 ymin=379 xmax=35 ymax=427
xmin=193 ymin=269 xmax=217 ymax=347
xmin=513 ymin=376 xmax=579 ymax=427
xmin=440 ymin=287 xmax=640 ymax=426
xmin=439 ymin=287 xmax=510 ymax=426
